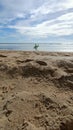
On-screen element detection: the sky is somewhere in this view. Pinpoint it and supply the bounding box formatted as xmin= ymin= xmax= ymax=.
xmin=0 ymin=0 xmax=73 ymax=43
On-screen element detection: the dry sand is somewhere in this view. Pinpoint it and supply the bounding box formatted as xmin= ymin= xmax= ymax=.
xmin=0 ymin=51 xmax=73 ymax=130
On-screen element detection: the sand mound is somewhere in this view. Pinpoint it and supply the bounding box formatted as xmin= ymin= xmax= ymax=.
xmin=0 ymin=51 xmax=73 ymax=130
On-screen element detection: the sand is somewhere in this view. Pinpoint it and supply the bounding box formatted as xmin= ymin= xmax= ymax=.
xmin=0 ymin=51 xmax=73 ymax=130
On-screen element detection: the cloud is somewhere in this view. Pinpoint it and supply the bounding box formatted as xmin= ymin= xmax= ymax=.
xmin=0 ymin=0 xmax=73 ymax=42
xmin=0 ymin=0 xmax=44 ymax=24
xmin=0 ymin=0 xmax=73 ymax=24
xmin=8 ymin=11 xmax=73 ymax=38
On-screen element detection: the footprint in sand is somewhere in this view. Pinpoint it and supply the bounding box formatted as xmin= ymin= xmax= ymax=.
xmin=0 ymin=54 xmax=7 ymax=58
xmin=36 ymin=60 xmax=47 ymax=66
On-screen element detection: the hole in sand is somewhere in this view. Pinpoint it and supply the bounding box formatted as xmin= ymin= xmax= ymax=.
xmin=36 ymin=60 xmax=47 ymax=66
xmin=25 ymin=59 xmax=33 ymax=62
xmin=0 ymin=54 xmax=7 ymax=57
xmin=60 ymin=120 xmax=73 ymax=130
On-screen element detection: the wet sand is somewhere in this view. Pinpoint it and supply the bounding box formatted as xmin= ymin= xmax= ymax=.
xmin=0 ymin=51 xmax=73 ymax=130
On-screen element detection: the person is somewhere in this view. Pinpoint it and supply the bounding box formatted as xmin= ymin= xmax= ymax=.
xmin=34 ymin=43 xmax=39 ymax=50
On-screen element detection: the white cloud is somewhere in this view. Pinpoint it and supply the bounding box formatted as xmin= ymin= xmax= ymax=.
xmin=62 ymin=0 xmax=73 ymax=9
xmin=58 ymin=12 xmax=73 ymax=21
xmin=0 ymin=0 xmax=73 ymax=24
xmin=8 ymin=10 xmax=73 ymax=37
xmin=0 ymin=0 xmax=73 ymax=42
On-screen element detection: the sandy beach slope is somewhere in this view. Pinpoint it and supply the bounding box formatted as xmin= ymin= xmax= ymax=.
xmin=0 ymin=51 xmax=73 ymax=130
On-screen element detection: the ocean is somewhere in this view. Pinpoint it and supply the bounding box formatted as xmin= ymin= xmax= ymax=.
xmin=0 ymin=43 xmax=73 ymax=52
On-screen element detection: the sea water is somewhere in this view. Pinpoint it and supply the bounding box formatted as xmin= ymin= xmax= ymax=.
xmin=0 ymin=43 xmax=73 ymax=52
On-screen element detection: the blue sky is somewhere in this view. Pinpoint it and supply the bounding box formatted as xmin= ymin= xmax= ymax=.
xmin=0 ymin=0 xmax=73 ymax=43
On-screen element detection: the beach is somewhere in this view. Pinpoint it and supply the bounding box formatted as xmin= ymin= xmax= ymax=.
xmin=0 ymin=51 xmax=73 ymax=130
